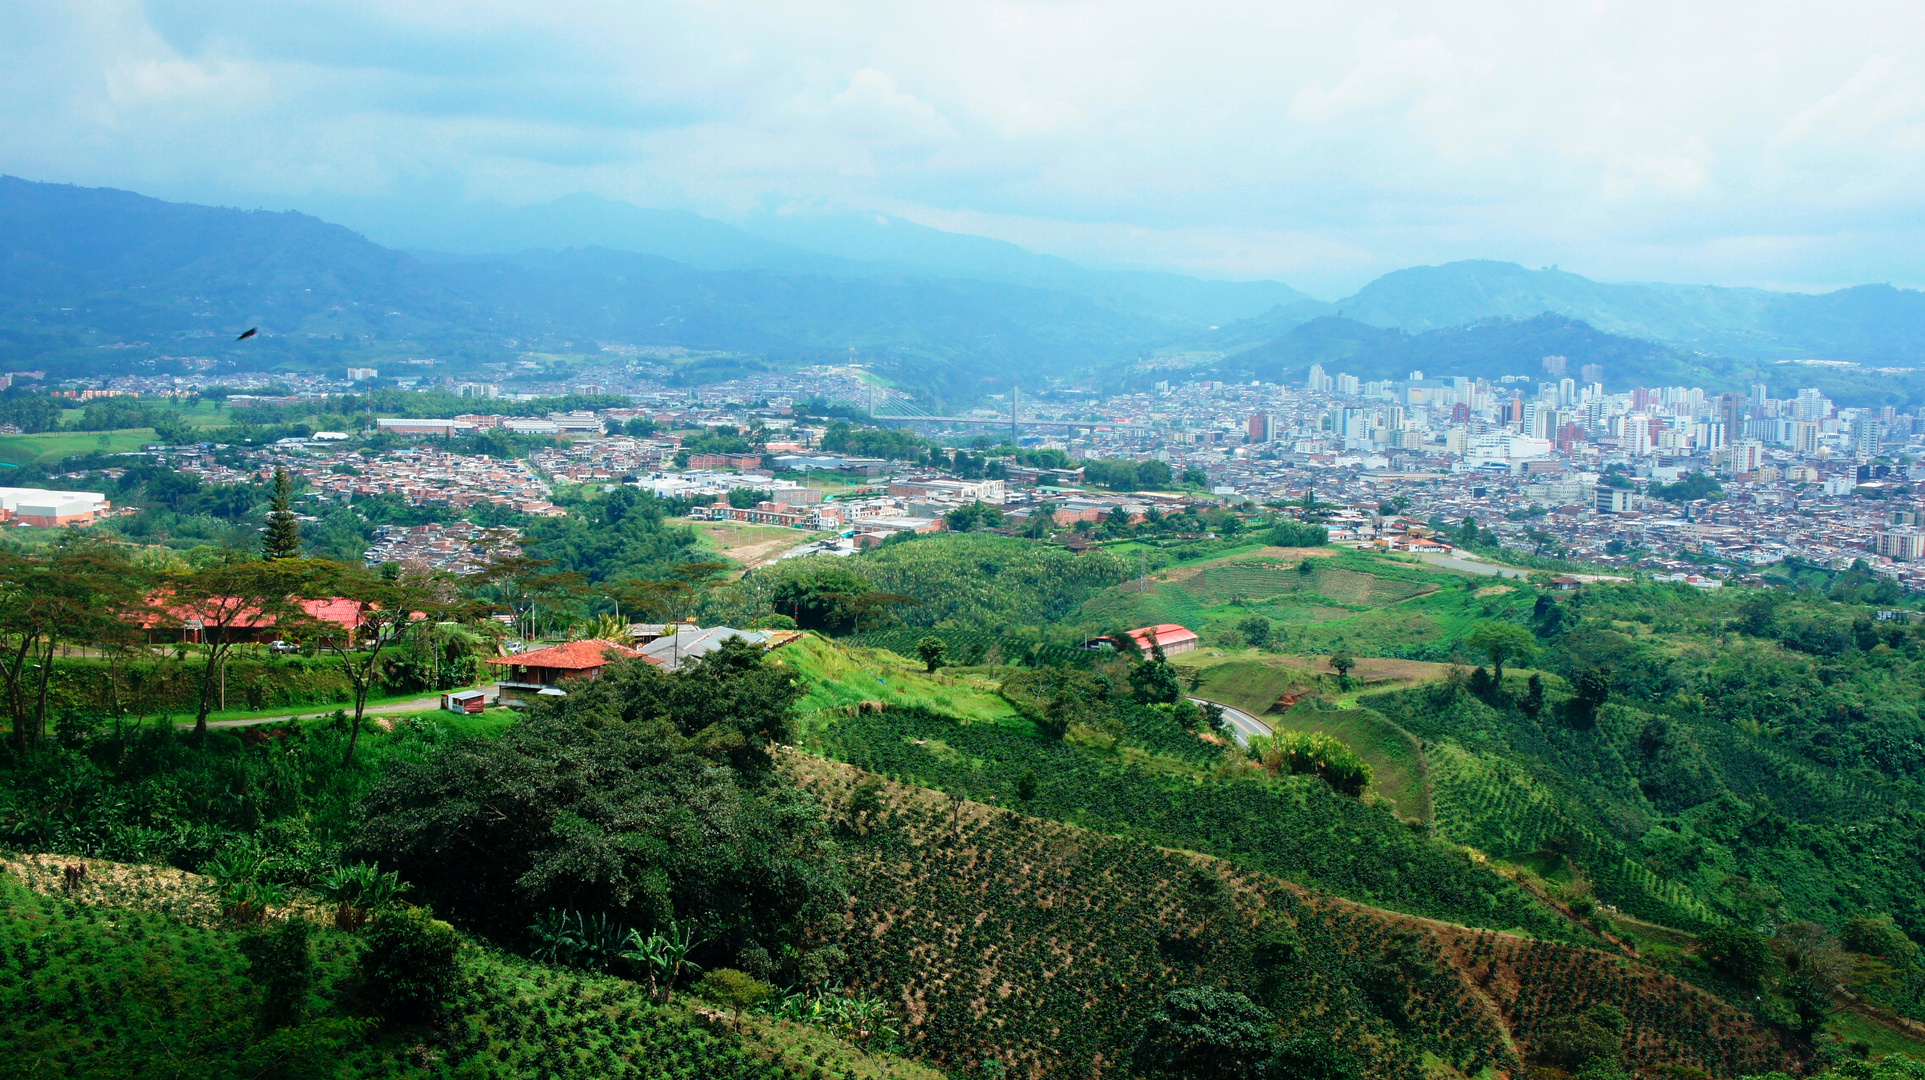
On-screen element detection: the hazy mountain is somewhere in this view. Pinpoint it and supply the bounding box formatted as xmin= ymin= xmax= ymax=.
xmin=317 ymin=192 xmax=820 ymax=275
xmin=745 ymin=210 xmax=1316 ymax=324
xmin=323 ymin=192 xmax=1312 ymax=326
xmin=1205 ymin=311 xmax=1925 ymax=407
xmin=0 ymin=176 xmax=1173 ymax=403
xmin=1328 ymin=259 xmax=1925 ymax=364
xmin=1213 ymin=314 xmax=1717 ymax=388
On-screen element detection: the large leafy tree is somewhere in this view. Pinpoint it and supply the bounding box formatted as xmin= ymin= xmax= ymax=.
xmin=161 ymin=556 xmax=323 ymax=734
xmin=0 ymin=544 xmax=149 ymax=753
xmin=1464 ymin=620 xmax=1537 ymax=682
xmin=351 ymin=639 xmax=845 ymax=971
xmin=309 ymin=561 xmax=474 ymax=765
xmin=1135 ymin=987 xmax=1278 ymax=1079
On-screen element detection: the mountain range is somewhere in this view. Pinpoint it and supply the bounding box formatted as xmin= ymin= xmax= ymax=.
xmin=6 ymin=175 xmax=1925 ymax=406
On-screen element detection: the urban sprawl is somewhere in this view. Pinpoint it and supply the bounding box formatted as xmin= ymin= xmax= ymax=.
xmin=59 ymin=355 xmax=1925 ymax=588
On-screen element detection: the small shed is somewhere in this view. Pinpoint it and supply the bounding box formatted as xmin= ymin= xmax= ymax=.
xmin=442 ymin=689 xmax=487 ymax=714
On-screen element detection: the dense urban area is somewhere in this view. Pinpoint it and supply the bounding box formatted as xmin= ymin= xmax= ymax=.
xmin=39 ymin=350 xmax=1925 ymax=594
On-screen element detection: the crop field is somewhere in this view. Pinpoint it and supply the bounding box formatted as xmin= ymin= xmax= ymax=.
xmin=800 ymin=701 xmax=1580 ymax=939
xmin=1074 ymin=547 xmax=1515 ymax=660
xmin=1425 ymin=926 xmax=1801 ymax=1078
xmin=786 ymin=756 xmax=1799 ymax=1080
xmin=1 ymin=858 xmax=941 ymax=1080
xmin=787 ymin=755 xmax=1515 ymax=1080
xmin=1424 ymin=741 xmax=1724 ymax=929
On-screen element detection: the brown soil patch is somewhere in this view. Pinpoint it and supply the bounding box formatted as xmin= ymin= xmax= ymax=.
xmin=3 ymin=853 xmax=328 ymax=927
xmin=1271 ymin=654 xmax=1455 ymax=683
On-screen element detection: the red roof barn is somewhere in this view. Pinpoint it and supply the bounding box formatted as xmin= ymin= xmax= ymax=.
xmin=1125 ymin=623 xmax=1199 ymax=656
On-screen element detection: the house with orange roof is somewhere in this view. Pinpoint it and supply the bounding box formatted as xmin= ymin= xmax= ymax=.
xmin=486 ymin=638 xmax=646 ymax=708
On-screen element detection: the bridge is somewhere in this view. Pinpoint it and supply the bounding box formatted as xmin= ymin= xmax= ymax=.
xmin=864 ymin=385 xmax=1098 ymax=433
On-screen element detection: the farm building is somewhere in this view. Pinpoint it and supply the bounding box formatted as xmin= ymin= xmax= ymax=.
xmin=486 ymin=638 xmax=645 ymax=708
xmin=1125 ymin=623 xmax=1199 ymax=656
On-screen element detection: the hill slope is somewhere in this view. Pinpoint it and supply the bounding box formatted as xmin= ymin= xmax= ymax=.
xmin=789 ymin=755 xmax=1802 ymax=1079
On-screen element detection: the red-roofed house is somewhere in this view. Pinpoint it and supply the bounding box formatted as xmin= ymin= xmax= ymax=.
xmin=486 ymin=638 xmax=646 ymax=708
xmin=1125 ymin=623 xmax=1199 ymax=656
xmin=140 ymin=594 xmax=372 ymax=646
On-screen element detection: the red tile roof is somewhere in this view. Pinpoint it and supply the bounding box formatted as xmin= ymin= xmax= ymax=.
xmin=139 ymin=593 xmax=369 ymax=631
xmin=486 ymin=639 xmax=643 ymax=671
xmin=1126 ymin=623 xmax=1198 ymax=651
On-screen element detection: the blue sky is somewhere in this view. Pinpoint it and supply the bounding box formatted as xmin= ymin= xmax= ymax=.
xmin=7 ymin=1 xmax=1925 ymax=297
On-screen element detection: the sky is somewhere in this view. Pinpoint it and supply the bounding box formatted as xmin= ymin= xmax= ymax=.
xmin=6 ymin=1 xmax=1925 ymax=297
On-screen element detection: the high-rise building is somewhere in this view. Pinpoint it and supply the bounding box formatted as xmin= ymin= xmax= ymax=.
xmin=1307 ymin=364 xmax=1334 ymax=393
xmin=1579 ymin=364 xmax=1604 ymax=385
xmin=1850 ymin=417 xmax=1882 ymax=461
xmin=1796 ymin=388 xmax=1828 ymax=421
xmin=1246 ymin=413 xmax=1272 ymax=443
xmin=1336 ymin=373 xmax=1360 ymax=395
xmin=1878 ymin=527 xmax=1925 ymax=561
xmin=1541 ymin=355 xmax=1568 ymax=377
xmin=1621 ymin=414 xmax=1653 ymax=456
xmin=1791 ymin=421 xmax=1821 ymax=455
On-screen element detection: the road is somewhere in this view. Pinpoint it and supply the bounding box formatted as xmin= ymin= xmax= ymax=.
xmin=173 ymin=693 xmax=460 ymax=730
xmin=1189 ymin=696 xmax=1272 ymax=747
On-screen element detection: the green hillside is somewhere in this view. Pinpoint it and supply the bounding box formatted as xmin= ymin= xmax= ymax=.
xmin=9 ymin=527 xmax=1925 ymax=1076
xmin=787 ymin=755 xmax=1801 ymax=1080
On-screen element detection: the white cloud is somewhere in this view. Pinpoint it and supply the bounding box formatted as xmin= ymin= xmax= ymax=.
xmin=4 ymin=0 xmax=1925 ymax=293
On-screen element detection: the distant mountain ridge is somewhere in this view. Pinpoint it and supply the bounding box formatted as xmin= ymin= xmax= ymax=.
xmin=1311 ymin=260 xmax=1925 ymax=365
xmin=8 ymin=175 xmax=1925 ymax=408
xmin=0 ymin=176 xmax=1179 ymax=404
xmin=321 ymin=192 xmax=1311 ymax=327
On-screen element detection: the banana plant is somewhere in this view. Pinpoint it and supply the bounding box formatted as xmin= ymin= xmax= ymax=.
xmin=619 ymin=921 xmax=702 ymax=1002
xmin=314 ymin=862 xmax=407 ymax=932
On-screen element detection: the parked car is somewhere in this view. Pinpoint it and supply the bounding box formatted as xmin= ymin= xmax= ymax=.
xmin=268 ymin=640 xmax=298 ymax=655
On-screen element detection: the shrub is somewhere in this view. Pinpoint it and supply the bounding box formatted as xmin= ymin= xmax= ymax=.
xmin=1248 ymin=731 xmax=1373 ymax=796
xmin=1270 ymin=520 xmax=1329 ymax=547
xmin=1135 ymin=987 xmax=1277 ymax=1079
xmin=695 ymin=967 xmax=773 ymax=1030
xmin=1534 ymin=1003 xmax=1626 ymax=1070
xmin=358 ymin=906 xmax=460 ymax=1021
xmin=240 ymin=917 xmax=315 ymax=1029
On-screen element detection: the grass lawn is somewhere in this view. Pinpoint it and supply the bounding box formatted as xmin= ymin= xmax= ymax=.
xmin=0 ymin=428 xmax=158 ymax=465
xmin=691 ymin=519 xmax=815 ymax=571
xmin=1272 ymin=705 xmax=1431 ymax=822
xmin=1828 ymin=1005 xmax=1925 ymax=1062
xmin=155 ymin=685 xmax=485 ymax=727
xmin=779 ymin=633 xmax=1024 ymax=727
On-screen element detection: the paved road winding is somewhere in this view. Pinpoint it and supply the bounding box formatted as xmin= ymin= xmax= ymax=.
xmin=172 ymin=693 xmax=456 ymax=730
xmin=1189 ymin=696 xmax=1272 ymax=747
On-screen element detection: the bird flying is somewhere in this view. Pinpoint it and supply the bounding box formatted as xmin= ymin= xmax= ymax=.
xmin=236 ymin=327 xmax=258 ymax=341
